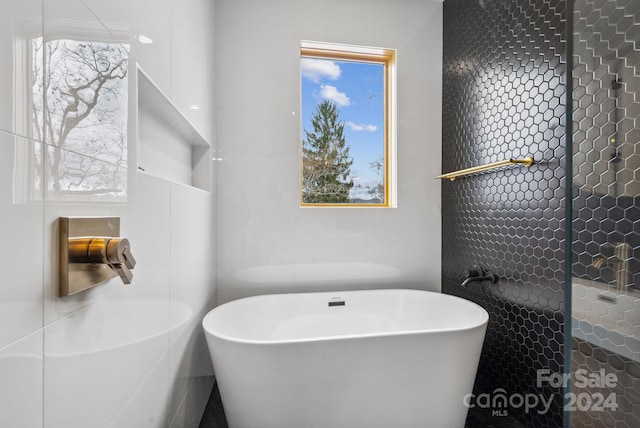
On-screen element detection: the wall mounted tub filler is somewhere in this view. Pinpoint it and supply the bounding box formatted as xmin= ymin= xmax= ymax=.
xmin=460 ymin=265 xmax=499 ymax=287
xmin=202 ymin=289 xmax=489 ymax=428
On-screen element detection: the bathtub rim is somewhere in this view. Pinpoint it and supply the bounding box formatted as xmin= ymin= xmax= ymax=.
xmin=202 ymin=288 xmax=489 ymax=346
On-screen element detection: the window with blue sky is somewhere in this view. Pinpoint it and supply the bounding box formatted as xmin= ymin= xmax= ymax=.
xmin=300 ymin=42 xmax=395 ymax=206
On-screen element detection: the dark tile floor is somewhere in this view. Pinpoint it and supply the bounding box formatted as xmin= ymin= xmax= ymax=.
xmin=198 ymin=381 xmax=228 ymax=428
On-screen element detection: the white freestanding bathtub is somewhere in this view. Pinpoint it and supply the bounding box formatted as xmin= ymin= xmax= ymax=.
xmin=202 ymin=289 xmax=489 ymax=428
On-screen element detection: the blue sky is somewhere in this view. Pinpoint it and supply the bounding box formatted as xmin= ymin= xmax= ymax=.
xmin=301 ymin=57 xmax=385 ymax=200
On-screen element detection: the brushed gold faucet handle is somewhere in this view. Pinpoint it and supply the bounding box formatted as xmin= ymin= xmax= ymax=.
xmin=122 ymin=245 xmax=136 ymax=269
xmin=113 ymin=262 xmax=134 ymax=284
xmin=106 ymin=238 xmax=136 ymax=284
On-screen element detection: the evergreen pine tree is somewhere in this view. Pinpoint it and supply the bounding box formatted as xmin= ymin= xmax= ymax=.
xmin=302 ymin=100 xmax=353 ymax=203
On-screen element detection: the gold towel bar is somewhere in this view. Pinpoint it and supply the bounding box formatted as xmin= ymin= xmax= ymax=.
xmin=434 ymin=157 xmax=535 ymax=181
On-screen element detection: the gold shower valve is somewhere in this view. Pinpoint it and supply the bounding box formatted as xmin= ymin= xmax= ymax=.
xmin=59 ymin=217 xmax=137 ymax=296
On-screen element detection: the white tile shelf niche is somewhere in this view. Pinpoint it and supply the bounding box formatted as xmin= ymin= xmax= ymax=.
xmin=136 ymin=67 xmax=211 ymax=192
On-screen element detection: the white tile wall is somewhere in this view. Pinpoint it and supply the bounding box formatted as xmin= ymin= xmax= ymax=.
xmin=0 ymin=0 xmax=216 ymax=426
xmin=0 ymin=132 xmax=44 ymax=348
xmin=108 ymin=352 xmax=173 ymax=428
xmin=0 ymin=331 xmax=44 ymax=428
xmin=215 ymin=0 xmax=443 ymax=304
xmin=0 ymin=5 xmax=45 ymax=428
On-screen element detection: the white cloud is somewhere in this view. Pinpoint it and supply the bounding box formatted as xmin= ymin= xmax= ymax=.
xmin=345 ymin=121 xmax=377 ymax=132
xmin=301 ymin=58 xmax=341 ymax=83
xmin=319 ymin=85 xmax=350 ymax=106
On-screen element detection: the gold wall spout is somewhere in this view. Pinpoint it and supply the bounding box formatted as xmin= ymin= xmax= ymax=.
xmin=434 ymin=157 xmax=535 ymax=181
xmin=68 ymin=237 xmax=136 ymax=284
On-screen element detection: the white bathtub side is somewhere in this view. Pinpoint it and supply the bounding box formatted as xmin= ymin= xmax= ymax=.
xmin=207 ymin=325 xmax=486 ymax=428
xmin=203 ymin=290 xmax=488 ymax=428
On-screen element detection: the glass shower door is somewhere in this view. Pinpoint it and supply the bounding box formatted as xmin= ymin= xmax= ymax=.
xmin=571 ymin=0 xmax=640 ymax=426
